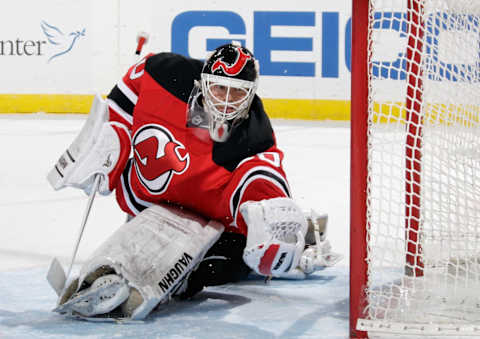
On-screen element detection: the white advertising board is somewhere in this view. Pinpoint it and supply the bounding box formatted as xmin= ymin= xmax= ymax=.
xmin=0 ymin=0 xmax=352 ymax=113
xmin=3 ymin=1 xmax=477 ymax=117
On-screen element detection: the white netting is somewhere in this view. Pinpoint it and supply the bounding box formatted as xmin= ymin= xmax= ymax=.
xmin=363 ymin=0 xmax=480 ymax=333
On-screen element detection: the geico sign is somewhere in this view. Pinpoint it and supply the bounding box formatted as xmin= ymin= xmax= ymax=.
xmin=172 ymin=10 xmax=480 ymax=82
xmin=171 ymin=11 xmax=351 ymax=78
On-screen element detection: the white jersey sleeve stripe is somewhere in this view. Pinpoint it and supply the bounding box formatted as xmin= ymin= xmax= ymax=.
xmin=120 ymin=160 xmax=153 ymax=216
xmin=229 ymin=166 xmax=291 ymax=227
xmin=117 ymin=78 xmax=138 ymax=105
xmin=107 ymin=98 xmax=133 ymax=125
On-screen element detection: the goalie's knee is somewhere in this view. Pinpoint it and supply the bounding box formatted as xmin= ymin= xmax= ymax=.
xmin=177 ymin=232 xmax=251 ymax=299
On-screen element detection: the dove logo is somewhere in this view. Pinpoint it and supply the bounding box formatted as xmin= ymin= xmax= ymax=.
xmin=133 ymin=124 xmax=190 ymax=195
xmin=40 ymin=21 xmax=85 ymax=63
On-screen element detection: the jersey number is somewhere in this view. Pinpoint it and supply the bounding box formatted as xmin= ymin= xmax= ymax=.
xmin=258 ymin=152 xmax=281 ymax=167
xmin=130 ymin=58 xmax=146 ymax=80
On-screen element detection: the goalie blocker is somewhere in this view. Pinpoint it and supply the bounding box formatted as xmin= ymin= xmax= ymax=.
xmin=47 ymin=94 xmax=131 ymax=196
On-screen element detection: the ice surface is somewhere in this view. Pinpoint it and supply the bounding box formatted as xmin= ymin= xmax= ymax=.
xmin=0 ymin=115 xmax=351 ymax=338
xmin=0 ymin=267 xmax=349 ymax=339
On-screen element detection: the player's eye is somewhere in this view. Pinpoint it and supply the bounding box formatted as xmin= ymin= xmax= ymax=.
xmin=211 ymin=84 xmax=227 ymax=93
xmin=229 ymin=88 xmax=246 ymax=100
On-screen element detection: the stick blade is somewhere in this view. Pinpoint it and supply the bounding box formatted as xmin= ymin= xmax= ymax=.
xmin=47 ymin=257 xmax=66 ymax=296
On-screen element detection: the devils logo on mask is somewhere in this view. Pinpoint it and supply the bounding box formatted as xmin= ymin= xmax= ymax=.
xmin=133 ymin=124 xmax=190 ymax=195
xmin=211 ymin=46 xmax=252 ymax=76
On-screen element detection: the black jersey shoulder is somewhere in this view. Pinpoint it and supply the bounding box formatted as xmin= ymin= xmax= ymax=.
xmin=145 ymin=53 xmax=204 ymax=103
xmin=212 ymin=96 xmax=275 ymax=172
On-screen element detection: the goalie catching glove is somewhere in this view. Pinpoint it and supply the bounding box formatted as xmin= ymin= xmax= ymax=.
xmin=47 ymin=95 xmax=131 ymax=195
xmin=240 ymin=198 xmax=343 ymax=280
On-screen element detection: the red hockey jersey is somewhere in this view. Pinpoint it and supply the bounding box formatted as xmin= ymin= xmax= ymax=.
xmin=106 ymin=53 xmax=290 ymax=236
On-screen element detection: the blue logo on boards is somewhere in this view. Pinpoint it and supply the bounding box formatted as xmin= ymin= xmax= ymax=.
xmin=40 ymin=21 xmax=85 ymax=63
xmin=171 ymin=11 xmax=324 ymax=77
xmin=171 ymin=10 xmax=480 ymax=82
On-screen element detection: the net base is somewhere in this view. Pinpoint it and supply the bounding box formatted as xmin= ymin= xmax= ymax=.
xmin=357 ymin=319 xmax=480 ymax=337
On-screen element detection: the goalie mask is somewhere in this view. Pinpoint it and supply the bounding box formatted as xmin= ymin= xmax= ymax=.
xmin=196 ymin=44 xmax=259 ymax=142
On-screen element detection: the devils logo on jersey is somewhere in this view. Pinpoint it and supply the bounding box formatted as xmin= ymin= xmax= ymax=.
xmin=133 ymin=124 xmax=190 ymax=195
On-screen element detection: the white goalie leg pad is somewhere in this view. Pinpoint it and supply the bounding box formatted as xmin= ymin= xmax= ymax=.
xmin=240 ymin=198 xmax=308 ymax=278
xmin=55 ymin=204 xmax=224 ymax=320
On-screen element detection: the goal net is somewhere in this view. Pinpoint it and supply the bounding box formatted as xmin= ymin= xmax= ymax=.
xmin=350 ymin=0 xmax=480 ymax=337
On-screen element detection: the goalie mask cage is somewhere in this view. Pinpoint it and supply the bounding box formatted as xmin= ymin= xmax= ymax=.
xmin=350 ymin=0 xmax=480 ymax=337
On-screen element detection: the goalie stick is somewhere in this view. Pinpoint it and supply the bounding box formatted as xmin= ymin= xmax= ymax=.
xmin=47 ymin=175 xmax=100 ymax=296
xmin=47 ymin=32 xmax=150 ymax=296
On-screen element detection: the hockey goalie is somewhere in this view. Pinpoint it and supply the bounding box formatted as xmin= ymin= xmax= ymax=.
xmin=46 ymin=43 xmax=342 ymax=320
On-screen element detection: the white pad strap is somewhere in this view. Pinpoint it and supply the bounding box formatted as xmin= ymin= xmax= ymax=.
xmin=57 ymin=204 xmax=224 ymax=320
xmin=297 ymin=210 xmax=343 ymax=277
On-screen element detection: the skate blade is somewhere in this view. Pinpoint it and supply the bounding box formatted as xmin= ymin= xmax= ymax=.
xmin=63 ymin=313 xmax=144 ymax=324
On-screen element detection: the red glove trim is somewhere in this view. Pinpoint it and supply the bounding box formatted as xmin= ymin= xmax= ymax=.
xmin=108 ymin=124 xmax=131 ymax=191
xmin=258 ymin=244 xmax=280 ymax=276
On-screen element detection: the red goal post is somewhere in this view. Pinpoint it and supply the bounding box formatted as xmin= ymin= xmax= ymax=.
xmin=350 ymin=1 xmax=369 ymax=338
xmin=350 ymin=0 xmax=480 ymax=337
